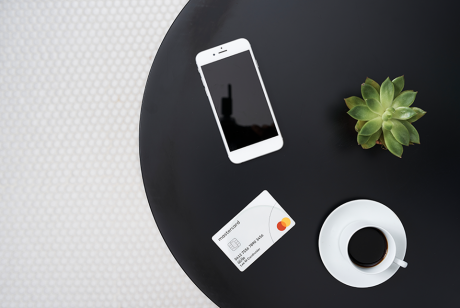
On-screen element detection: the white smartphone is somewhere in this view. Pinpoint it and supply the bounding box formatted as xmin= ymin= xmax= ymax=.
xmin=196 ymin=38 xmax=283 ymax=164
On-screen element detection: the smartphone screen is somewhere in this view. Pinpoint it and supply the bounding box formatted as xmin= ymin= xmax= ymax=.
xmin=201 ymin=50 xmax=278 ymax=151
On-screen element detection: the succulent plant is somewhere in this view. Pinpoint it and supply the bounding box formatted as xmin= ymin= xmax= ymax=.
xmin=345 ymin=76 xmax=426 ymax=158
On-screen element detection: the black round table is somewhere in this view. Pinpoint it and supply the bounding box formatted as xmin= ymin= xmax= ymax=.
xmin=139 ymin=1 xmax=460 ymax=307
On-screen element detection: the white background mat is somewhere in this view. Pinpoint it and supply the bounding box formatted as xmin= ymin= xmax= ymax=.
xmin=0 ymin=1 xmax=216 ymax=307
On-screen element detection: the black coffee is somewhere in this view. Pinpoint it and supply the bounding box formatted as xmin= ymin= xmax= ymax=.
xmin=348 ymin=227 xmax=387 ymax=267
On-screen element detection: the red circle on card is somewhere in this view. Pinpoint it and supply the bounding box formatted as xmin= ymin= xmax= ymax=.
xmin=277 ymin=221 xmax=286 ymax=231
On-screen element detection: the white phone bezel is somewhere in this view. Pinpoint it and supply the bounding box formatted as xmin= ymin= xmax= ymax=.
xmin=195 ymin=38 xmax=283 ymax=164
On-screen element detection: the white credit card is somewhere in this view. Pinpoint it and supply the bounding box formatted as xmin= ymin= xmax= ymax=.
xmin=212 ymin=190 xmax=295 ymax=271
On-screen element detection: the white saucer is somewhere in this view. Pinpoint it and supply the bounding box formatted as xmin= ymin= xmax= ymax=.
xmin=318 ymin=199 xmax=407 ymax=288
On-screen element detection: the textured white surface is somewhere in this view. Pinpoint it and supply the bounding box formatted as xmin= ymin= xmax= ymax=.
xmin=0 ymin=1 xmax=216 ymax=307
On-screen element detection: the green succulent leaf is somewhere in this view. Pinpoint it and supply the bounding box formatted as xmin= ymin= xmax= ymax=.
xmin=348 ymin=106 xmax=379 ymax=121
xmin=390 ymin=119 xmax=410 ymax=146
xmin=392 ymin=107 xmax=417 ymax=120
xmin=357 ymin=133 xmax=371 ymax=145
xmin=407 ymin=107 xmax=426 ymax=123
xmin=359 ymin=116 xmax=383 ymax=136
xmin=361 ymin=83 xmax=380 ymax=102
xmin=400 ymin=120 xmax=420 ymax=144
xmin=380 ymin=77 xmax=395 ymax=110
xmin=355 ymin=120 xmax=366 ymax=132
xmin=362 ymin=129 xmax=382 ymax=149
xmin=392 ymin=90 xmax=417 ymax=108
xmin=365 ymin=98 xmax=385 ymax=115
xmin=383 ymin=128 xmax=403 ymax=157
xmin=344 ymin=96 xmax=365 ymax=110
xmin=382 ymin=111 xmax=392 ymax=121
xmin=383 ymin=120 xmax=393 ymax=130
xmin=365 ymin=77 xmax=381 ymax=93
xmin=392 ymin=76 xmax=405 ymax=98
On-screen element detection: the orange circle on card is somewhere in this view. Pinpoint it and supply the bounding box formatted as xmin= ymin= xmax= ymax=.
xmin=277 ymin=217 xmax=291 ymax=231
xmin=282 ymin=217 xmax=291 ymax=227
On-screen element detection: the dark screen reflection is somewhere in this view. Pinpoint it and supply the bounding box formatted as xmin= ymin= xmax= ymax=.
xmin=202 ymin=51 xmax=278 ymax=151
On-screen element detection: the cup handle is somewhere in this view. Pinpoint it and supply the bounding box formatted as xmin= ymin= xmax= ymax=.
xmin=393 ymin=258 xmax=408 ymax=268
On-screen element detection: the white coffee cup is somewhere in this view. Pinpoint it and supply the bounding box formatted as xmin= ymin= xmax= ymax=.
xmin=339 ymin=221 xmax=408 ymax=274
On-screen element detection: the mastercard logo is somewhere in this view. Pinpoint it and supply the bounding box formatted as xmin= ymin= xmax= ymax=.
xmin=277 ymin=217 xmax=291 ymax=231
